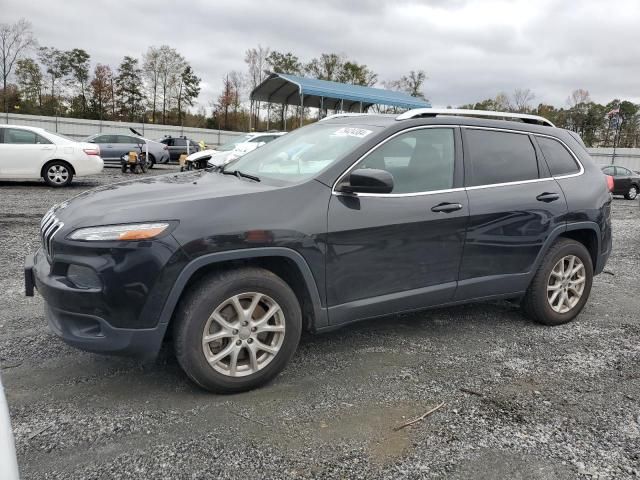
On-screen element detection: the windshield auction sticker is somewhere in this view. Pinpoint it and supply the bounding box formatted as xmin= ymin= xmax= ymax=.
xmin=331 ymin=127 xmax=373 ymax=138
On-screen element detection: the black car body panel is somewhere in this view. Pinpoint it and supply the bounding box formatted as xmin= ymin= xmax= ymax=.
xmin=25 ymin=114 xmax=612 ymax=360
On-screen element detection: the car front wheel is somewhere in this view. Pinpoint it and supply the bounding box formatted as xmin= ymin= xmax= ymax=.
xmin=522 ymin=238 xmax=593 ymax=326
xmin=625 ymin=185 xmax=638 ymax=200
xmin=43 ymin=161 xmax=73 ymax=187
xmin=173 ymin=268 xmax=302 ymax=393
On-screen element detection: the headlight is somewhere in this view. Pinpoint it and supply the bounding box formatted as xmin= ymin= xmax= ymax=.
xmin=68 ymin=223 xmax=171 ymax=241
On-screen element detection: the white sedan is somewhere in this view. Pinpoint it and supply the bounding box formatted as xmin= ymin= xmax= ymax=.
xmin=0 ymin=125 xmax=103 ymax=187
xmin=186 ymin=132 xmax=286 ymax=168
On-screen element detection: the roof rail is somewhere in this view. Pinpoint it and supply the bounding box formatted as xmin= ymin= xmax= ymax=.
xmin=395 ymin=108 xmax=555 ymax=127
xmin=319 ymin=113 xmax=370 ymax=122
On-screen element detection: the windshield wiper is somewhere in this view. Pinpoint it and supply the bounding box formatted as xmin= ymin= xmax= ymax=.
xmin=221 ymin=169 xmax=261 ymax=182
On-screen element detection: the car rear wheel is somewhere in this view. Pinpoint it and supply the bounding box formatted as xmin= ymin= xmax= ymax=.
xmin=42 ymin=161 xmax=73 ymax=187
xmin=624 ymin=185 xmax=638 ymax=200
xmin=173 ymin=268 xmax=302 ymax=393
xmin=522 ymin=238 xmax=593 ymax=326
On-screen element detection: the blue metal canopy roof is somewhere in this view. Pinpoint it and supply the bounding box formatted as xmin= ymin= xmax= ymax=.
xmin=251 ymin=73 xmax=430 ymax=112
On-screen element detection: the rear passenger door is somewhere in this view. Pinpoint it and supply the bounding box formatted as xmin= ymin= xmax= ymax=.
xmin=456 ymin=127 xmax=568 ymax=300
xmin=92 ymin=135 xmax=117 ymax=160
xmin=117 ymin=135 xmax=142 ymax=159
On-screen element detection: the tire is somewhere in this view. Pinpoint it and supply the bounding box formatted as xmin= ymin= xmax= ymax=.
xmin=121 ymin=164 xmax=127 ymax=173
xmin=147 ymin=154 xmax=155 ymax=169
xmin=522 ymin=238 xmax=593 ymax=326
xmin=42 ymin=161 xmax=73 ymax=187
xmin=624 ymin=184 xmax=638 ymax=200
xmin=173 ymin=267 xmax=302 ymax=393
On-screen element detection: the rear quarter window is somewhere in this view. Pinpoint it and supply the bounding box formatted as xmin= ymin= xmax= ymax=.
xmin=536 ymin=136 xmax=580 ymax=176
xmin=465 ymin=129 xmax=539 ymax=186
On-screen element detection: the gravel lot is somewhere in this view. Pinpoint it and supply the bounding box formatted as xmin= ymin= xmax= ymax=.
xmin=1 ymin=166 xmax=639 ymax=479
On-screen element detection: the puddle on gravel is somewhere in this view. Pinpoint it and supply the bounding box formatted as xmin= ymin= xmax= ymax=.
xmin=314 ymin=402 xmax=437 ymax=465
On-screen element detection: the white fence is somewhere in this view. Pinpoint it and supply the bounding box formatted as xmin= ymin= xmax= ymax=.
xmin=586 ymin=148 xmax=640 ymax=171
xmin=1 ymin=113 xmax=245 ymax=146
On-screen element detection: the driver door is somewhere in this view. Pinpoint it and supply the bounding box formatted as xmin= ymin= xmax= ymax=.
xmin=326 ymin=127 xmax=469 ymax=325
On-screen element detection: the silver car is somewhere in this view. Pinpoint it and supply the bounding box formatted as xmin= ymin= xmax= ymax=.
xmin=85 ymin=128 xmax=170 ymax=167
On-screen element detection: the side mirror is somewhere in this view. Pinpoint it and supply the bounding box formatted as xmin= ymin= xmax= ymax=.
xmin=338 ymin=168 xmax=394 ymax=194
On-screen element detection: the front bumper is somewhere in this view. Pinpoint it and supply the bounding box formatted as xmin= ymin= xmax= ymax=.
xmin=25 ymin=247 xmax=177 ymax=360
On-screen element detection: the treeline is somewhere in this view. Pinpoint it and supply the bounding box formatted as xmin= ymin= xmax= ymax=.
xmin=1 ymin=19 xmax=203 ymax=127
xmin=213 ymin=46 xmax=427 ymax=131
xmin=461 ymin=88 xmax=640 ymax=148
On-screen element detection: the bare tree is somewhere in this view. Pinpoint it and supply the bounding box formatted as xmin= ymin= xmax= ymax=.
xmin=493 ymin=92 xmax=512 ymax=111
xmin=245 ymin=45 xmax=270 ymax=129
xmin=156 ymin=46 xmax=185 ymax=124
xmin=142 ymin=46 xmax=161 ymax=123
xmin=512 ymin=88 xmax=535 ymax=113
xmin=0 ymin=18 xmax=36 ymax=118
xmin=567 ymin=88 xmax=591 ymax=108
xmin=401 ymin=70 xmax=427 ymax=99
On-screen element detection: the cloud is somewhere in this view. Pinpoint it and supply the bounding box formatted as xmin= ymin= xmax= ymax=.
xmin=2 ymin=0 xmax=639 ymax=110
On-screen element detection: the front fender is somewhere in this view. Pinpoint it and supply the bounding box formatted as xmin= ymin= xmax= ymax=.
xmin=146 ymin=247 xmax=328 ymax=360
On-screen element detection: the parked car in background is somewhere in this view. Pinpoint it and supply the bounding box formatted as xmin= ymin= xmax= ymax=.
xmin=601 ymin=165 xmax=640 ymax=199
xmin=157 ymin=136 xmax=202 ymax=162
xmin=185 ymin=131 xmax=286 ymax=168
xmin=85 ymin=128 xmax=170 ymax=167
xmin=0 ymin=125 xmax=103 ymax=187
xmin=25 ymin=109 xmax=612 ymax=393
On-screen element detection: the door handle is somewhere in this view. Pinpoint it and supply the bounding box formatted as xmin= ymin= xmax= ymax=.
xmin=40 ymin=146 xmax=53 ymax=150
xmin=431 ymin=202 xmax=463 ymax=213
xmin=536 ymin=192 xmax=560 ymax=203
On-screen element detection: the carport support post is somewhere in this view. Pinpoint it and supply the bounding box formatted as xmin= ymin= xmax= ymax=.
xmin=249 ymin=99 xmax=253 ymax=132
xmin=319 ymin=97 xmax=324 ymax=120
xmin=340 ymin=99 xmax=344 ymax=113
xmin=300 ymin=93 xmax=304 ymax=128
xmin=266 ymin=103 xmax=270 ymax=130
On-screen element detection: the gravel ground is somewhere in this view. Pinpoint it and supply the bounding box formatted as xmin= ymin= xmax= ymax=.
xmin=1 ymin=166 xmax=639 ymax=479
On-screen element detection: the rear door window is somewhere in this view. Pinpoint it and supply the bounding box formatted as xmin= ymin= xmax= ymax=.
xmin=465 ymin=129 xmax=539 ymax=186
xmin=3 ymin=128 xmax=51 ymax=144
xmin=602 ymin=166 xmax=615 ymax=176
xmin=173 ymin=138 xmax=187 ymax=147
xmin=536 ymin=136 xmax=580 ymax=176
xmin=118 ymin=135 xmax=140 ymax=144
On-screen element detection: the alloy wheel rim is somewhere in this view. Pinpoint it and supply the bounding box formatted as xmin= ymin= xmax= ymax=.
xmin=47 ymin=165 xmax=69 ymax=184
xmin=629 ymin=186 xmax=637 ymax=199
xmin=201 ymin=292 xmax=285 ymax=377
xmin=547 ymin=255 xmax=586 ymax=313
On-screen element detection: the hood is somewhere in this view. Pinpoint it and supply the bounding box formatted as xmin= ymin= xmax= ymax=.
xmin=52 ymin=171 xmax=278 ymax=228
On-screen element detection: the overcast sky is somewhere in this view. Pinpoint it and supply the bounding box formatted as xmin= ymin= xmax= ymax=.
xmin=3 ymin=0 xmax=640 ymax=110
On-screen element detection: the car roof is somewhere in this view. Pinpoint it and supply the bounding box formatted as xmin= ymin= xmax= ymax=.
xmin=321 ymin=113 xmax=573 ymax=139
xmin=0 ymin=125 xmax=47 ymax=133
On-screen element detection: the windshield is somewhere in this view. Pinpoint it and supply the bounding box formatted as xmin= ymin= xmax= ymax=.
xmin=222 ymin=124 xmax=381 ymax=183
xmin=217 ymin=135 xmax=255 ymax=152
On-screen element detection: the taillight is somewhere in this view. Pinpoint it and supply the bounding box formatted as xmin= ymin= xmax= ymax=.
xmin=83 ymin=147 xmax=100 ymax=156
xmin=605 ymin=175 xmax=614 ymax=192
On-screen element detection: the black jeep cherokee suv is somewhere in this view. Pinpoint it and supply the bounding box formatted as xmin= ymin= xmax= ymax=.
xmin=25 ymin=110 xmax=612 ymax=393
